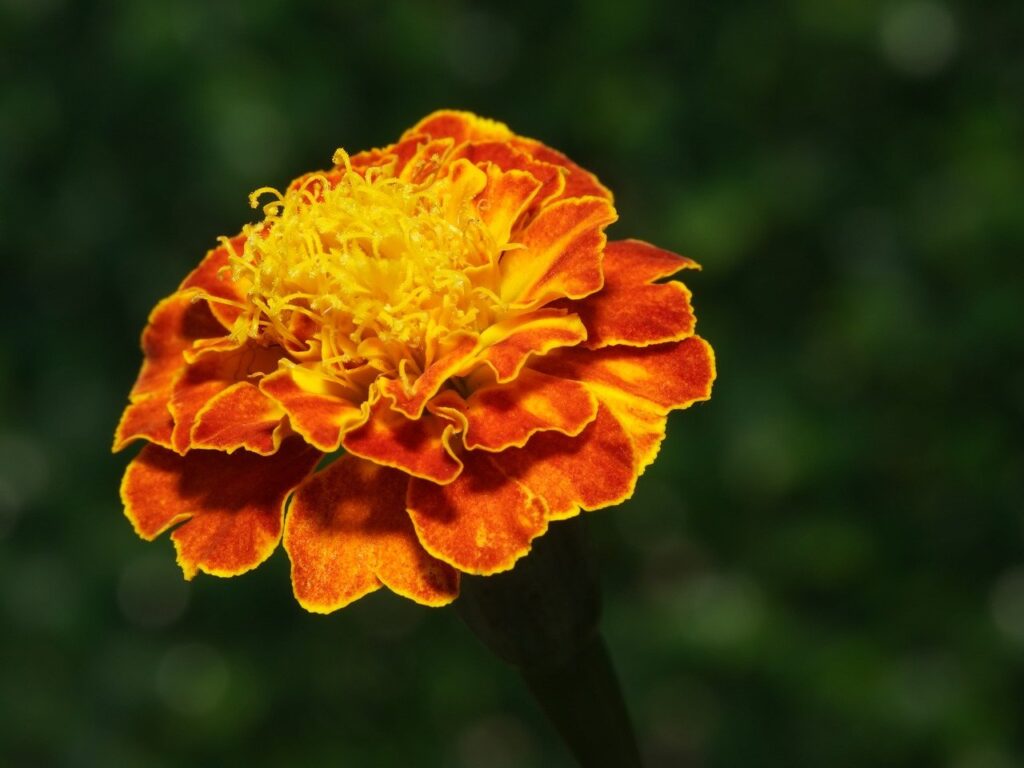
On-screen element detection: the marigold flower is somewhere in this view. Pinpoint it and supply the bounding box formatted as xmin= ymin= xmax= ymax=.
xmin=113 ymin=110 xmax=716 ymax=613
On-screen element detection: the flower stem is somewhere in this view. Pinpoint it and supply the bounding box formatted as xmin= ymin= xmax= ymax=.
xmin=456 ymin=516 xmax=643 ymax=768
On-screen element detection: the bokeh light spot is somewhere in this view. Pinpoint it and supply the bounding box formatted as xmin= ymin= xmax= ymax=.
xmin=880 ymin=1 xmax=958 ymax=77
xmin=989 ymin=566 xmax=1024 ymax=645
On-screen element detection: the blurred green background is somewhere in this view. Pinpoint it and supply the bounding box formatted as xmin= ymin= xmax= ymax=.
xmin=2 ymin=0 xmax=1022 ymax=765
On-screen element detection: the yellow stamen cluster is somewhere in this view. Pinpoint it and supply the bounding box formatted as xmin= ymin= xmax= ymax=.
xmin=220 ymin=151 xmax=505 ymax=383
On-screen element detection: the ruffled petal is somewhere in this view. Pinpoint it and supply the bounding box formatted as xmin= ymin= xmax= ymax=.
xmin=128 ymin=294 xmax=226 ymax=399
xmin=179 ymin=235 xmax=247 ymax=330
xmin=114 ymin=394 xmax=175 ymax=451
xmin=407 ymin=450 xmax=548 ymax=575
xmin=476 ymin=164 xmax=543 ymax=246
xmin=584 ymin=385 xmax=668 ymax=474
xmin=404 ymin=110 xmax=513 ymax=145
xmin=536 ymin=336 xmax=716 ymax=414
xmin=342 ymin=397 xmax=463 ymax=484
xmin=113 ymin=294 xmax=228 ymax=452
xmin=284 ymin=455 xmax=459 ymax=613
xmin=566 ymin=239 xmax=699 ymax=349
xmin=379 ymin=335 xmax=477 ymax=419
xmin=120 ymin=438 xmax=320 ymax=579
xmin=492 ymin=404 xmax=637 ymax=520
xmin=599 ymin=238 xmax=699 ymax=282
xmin=511 ymin=137 xmax=614 ymax=201
xmin=398 ymin=137 xmax=458 ymax=185
xmin=260 ymin=367 xmax=365 ymax=452
xmin=472 ymin=309 xmax=588 ymax=383
xmin=499 ymin=197 xmax=617 ymax=307
xmin=168 ymin=343 xmax=281 ymax=454
xmin=453 ymin=141 xmax=565 ymax=211
xmin=190 ymin=381 xmax=288 ymax=455
xmin=431 ymin=368 xmax=598 ymax=452
xmin=348 ymin=147 xmax=395 ymax=171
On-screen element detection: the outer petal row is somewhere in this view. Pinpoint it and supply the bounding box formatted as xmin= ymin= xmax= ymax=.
xmin=120 ymin=438 xmax=320 ymax=579
xmin=407 ymin=450 xmax=548 ymax=575
xmin=113 ymin=293 xmax=227 ymax=452
xmin=565 ymin=239 xmax=700 ymax=349
xmin=284 ymin=455 xmax=459 ymax=612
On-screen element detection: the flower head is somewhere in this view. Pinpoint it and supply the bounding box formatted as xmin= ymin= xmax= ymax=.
xmin=114 ymin=110 xmax=715 ymax=612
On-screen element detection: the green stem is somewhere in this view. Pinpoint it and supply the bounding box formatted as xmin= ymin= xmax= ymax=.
xmin=456 ymin=516 xmax=643 ymax=768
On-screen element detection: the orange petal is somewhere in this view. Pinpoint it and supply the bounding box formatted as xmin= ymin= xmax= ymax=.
xmin=431 ymin=368 xmax=598 ymax=452
xmin=453 ymin=141 xmax=565 ymax=210
xmin=493 ymin=404 xmax=637 ymax=520
xmin=511 ymin=137 xmax=613 ymax=201
xmin=472 ymin=309 xmax=588 ymax=383
xmin=120 ymin=438 xmax=320 ymax=579
xmin=260 ymin=367 xmax=365 ymax=452
xmin=499 ymin=197 xmax=617 ymax=307
xmin=190 ymin=381 xmax=288 ymax=455
xmin=113 ymin=293 xmax=229 ymax=452
xmin=179 ymin=235 xmax=247 ymax=330
xmin=114 ymin=394 xmax=174 ymax=451
xmin=566 ymin=240 xmax=699 ymax=349
xmin=476 ymin=165 xmax=543 ymax=247
xmin=342 ymin=397 xmax=463 ymax=484
xmin=284 ymin=455 xmax=459 ymax=613
xmin=407 ymin=450 xmax=548 ymax=575
xmin=585 ymin=385 xmax=668 ymax=474
xmin=398 ymin=137 xmax=457 ymax=185
xmin=348 ymin=147 xmax=395 ymax=172
xmin=537 ymin=336 xmax=716 ymax=414
xmin=404 ymin=110 xmax=513 ymax=145
xmin=129 ymin=293 xmax=226 ymax=400
xmin=379 ymin=334 xmax=477 ymax=419
xmin=600 ymin=238 xmax=699 ymax=282
xmin=168 ymin=343 xmax=281 ymax=454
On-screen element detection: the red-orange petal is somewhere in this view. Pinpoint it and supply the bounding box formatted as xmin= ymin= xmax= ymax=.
xmin=190 ymin=381 xmax=287 ymax=455
xmin=499 ymin=196 xmax=617 ymax=307
xmin=431 ymin=368 xmax=598 ymax=452
xmin=120 ymin=438 xmax=320 ymax=579
xmin=348 ymin=147 xmax=395 ymax=171
xmin=566 ymin=240 xmax=699 ymax=349
xmin=537 ymin=336 xmax=716 ymax=414
xmin=600 ymin=238 xmax=699 ymax=282
xmin=453 ymin=141 xmax=565 ymax=211
xmin=477 ymin=165 xmax=543 ymax=246
xmin=587 ymin=385 xmax=668 ymax=474
xmin=113 ymin=293 xmax=229 ymax=452
xmin=179 ymin=235 xmax=247 ymax=330
xmin=260 ymin=367 xmax=365 ymax=452
xmin=472 ymin=309 xmax=588 ymax=383
xmin=129 ymin=293 xmax=226 ymax=400
xmin=493 ymin=404 xmax=638 ymax=520
xmin=284 ymin=455 xmax=459 ymax=613
xmin=114 ymin=394 xmax=175 ymax=451
xmin=168 ymin=343 xmax=280 ymax=454
xmin=407 ymin=450 xmax=548 ymax=575
xmin=511 ymin=137 xmax=613 ymax=201
xmin=379 ymin=334 xmax=478 ymax=419
xmin=342 ymin=397 xmax=463 ymax=484
xmin=398 ymin=137 xmax=457 ymax=185
xmin=404 ymin=110 xmax=513 ymax=145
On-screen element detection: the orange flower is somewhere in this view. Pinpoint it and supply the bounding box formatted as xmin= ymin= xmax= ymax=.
xmin=113 ymin=110 xmax=716 ymax=613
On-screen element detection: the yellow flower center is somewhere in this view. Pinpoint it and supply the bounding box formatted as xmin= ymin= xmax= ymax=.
xmin=220 ymin=151 xmax=506 ymax=384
